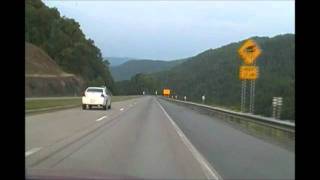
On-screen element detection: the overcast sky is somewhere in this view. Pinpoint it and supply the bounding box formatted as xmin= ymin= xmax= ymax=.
xmin=44 ymin=0 xmax=294 ymax=60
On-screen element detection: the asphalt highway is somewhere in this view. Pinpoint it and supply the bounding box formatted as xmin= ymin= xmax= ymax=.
xmin=26 ymin=96 xmax=219 ymax=179
xmin=26 ymin=96 xmax=294 ymax=179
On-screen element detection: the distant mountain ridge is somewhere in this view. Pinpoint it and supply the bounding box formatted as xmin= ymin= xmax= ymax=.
xmin=104 ymin=57 xmax=135 ymax=66
xmin=109 ymin=58 xmax=188 ymax=81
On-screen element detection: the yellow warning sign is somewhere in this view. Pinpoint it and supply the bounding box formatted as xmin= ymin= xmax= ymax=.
xmin=163 ymin=89 xmax=171 ymax=97
xmin=238 ymin=39 xmax=261 ymax=65
xmin=239 ymin=66 xmax=259 ymax=80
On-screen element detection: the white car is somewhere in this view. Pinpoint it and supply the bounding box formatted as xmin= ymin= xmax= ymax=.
xmin=82 ymin=87 xmax=112 ymax=110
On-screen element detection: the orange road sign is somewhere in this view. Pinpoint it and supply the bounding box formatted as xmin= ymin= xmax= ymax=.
xmin=163 ymin=89 xmax=170 ymax=96
xmin=239 ymin=66 xmax=259 ymax=80
xmin=238 ymin=39 xmax=261 ymax=65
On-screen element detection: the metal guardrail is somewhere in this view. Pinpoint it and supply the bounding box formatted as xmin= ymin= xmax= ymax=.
xmin=160 ymin=97 xmax=295 ymax=136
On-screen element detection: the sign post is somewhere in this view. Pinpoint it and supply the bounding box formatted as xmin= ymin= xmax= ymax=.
xmin=272 ymin=97 xmax=278 ymax=118
xmin=249 ymin=77 xmax=256 ymax=113
xmin=277 ymin=97 xmax=283 ymax=119
xmin=241 ymin=80 xmax=247 ymax=112
xmin=238 ymin=39 xmax=261 ymax=113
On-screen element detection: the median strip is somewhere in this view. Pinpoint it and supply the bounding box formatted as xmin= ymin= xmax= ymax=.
xmin=25 ymin=96 xmax=141 ymax=115
xmin=26 ymin=104 xmax=80 ymax=114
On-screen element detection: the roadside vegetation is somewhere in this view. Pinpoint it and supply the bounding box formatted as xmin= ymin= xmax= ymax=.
xmin=26 ymin=0 xmax=115 ymax=92
xmin=116 ymin=34 xmax=295 ymax=120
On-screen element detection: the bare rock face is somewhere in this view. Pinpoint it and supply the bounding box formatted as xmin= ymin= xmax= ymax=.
xmin=25 ymin=42 xmax=85 ymax=97
xmin=25 ymin=75 xmax=85 ymax=97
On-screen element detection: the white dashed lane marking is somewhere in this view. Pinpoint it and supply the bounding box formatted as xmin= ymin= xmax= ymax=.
xmin=25 ymin=147 xmax=42 ymax=157
xmin=96 ymin=115 xmax=107 ymax=122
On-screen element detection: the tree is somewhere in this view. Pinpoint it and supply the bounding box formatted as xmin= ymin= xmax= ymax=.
xmin=25 ymin=0 xmax=116 ymax=93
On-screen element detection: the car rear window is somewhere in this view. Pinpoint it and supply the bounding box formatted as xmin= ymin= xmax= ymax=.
xmin=87 ymin=88 xmax=103 ymax=93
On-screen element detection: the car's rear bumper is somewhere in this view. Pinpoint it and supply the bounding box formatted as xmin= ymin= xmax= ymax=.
xmin=82 ymin=97 xmax=106 ymax=105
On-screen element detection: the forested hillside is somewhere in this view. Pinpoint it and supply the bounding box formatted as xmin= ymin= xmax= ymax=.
xmin=25 ymin=0 xmax=115 ymax=92
xmin=116 ymin=34 xmax=295 ymax=120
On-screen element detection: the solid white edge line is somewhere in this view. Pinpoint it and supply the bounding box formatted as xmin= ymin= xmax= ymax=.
xmin=25 ymin=147 xmax=42 ymax=157
xmin=96 ymin=115 xmax=107 ymax=122
xmin=156 ymin=99 xmax=222 ymax=180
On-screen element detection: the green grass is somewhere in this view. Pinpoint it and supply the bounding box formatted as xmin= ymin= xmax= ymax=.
xmin=25 ymin=95 xmax=140 ymax=110
xmin=26 ymin=98 xmax=81 ymax=110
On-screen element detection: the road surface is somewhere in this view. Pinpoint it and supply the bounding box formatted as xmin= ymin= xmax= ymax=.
xmin=26 ymin=96 xmax=219 ymax=179
xmin=158 ymin=98 xmax=294 ymax=179
xmin=26 ymin=96 xmax=294 ymax=179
